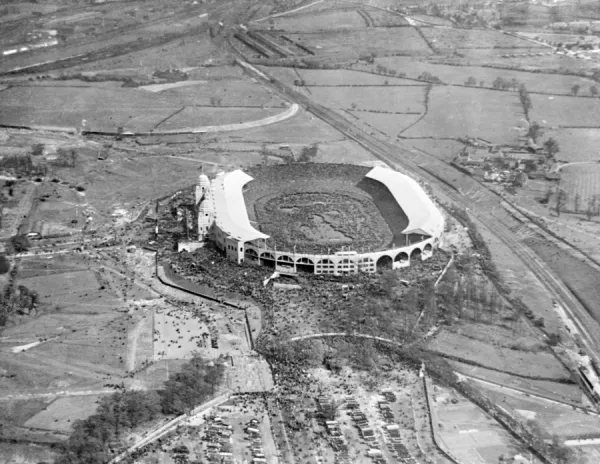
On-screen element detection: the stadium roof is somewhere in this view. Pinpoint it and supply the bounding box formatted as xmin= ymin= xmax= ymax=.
xmin=212 ymin=170 xmax=269 ymax=242
xmin=366 ymin=166 xmax=444 ymax=237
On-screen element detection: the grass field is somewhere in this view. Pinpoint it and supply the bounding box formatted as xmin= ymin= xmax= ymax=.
xmin=350 ymin=111 xmax=422 ymax=138
xmin=0 ymin=77 xmax=285 ymax=132
xmin=402 ymin=86 xmax=522 ymax=144
xmin=560 ymin=164 xmax=600 ymax=208
xmin=144 ymin=78 xmax=286 ymax=108
xmin=24 ymin=395 xmax=101 ymax=433
xmin=312 ymin=139 xmax=379 ymax=165
xmin=403 ymin=138 xmax=465 ymax=163
xmin=296 ymin=68 xmax=425 ymax=86
xmin=427 ymin=328 xmax=570 ymax=379
xmin=448 ymin=360 xmax=584 ymax=404
xmin=269 ymin=9 xmax=368 ymax=32
xmin=530 ymin=94 xmax=600 ymax=127
xmin=541 ymin=129 xmax=600 ymax=162
xmin=371 ymin=56 xmax=597 ymax=95
xmin=286 ymin=27 xmax=432 ymax=58
xmin=367 ymin=9 xmax=409 ymax=26
xmin=303 ymin=85 xmax=426 ymax=113
xmin=154 ymin=107 xmax=283 ymax=132
xmin=421 ymin=27 xmax=546 ymax=52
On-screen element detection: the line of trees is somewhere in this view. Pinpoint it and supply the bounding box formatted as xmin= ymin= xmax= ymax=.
xmin=56 ymin=355 xmax=225 ymax=464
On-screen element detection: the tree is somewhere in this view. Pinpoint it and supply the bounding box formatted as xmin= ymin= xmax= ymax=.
xmin=31 ymin=143 xmax=44 ymax=156
xmin=8 ymin=235 xmax=30 ymax=253
xmin=543 ymin=137 xmax=560 ymax=160
xmin=492 ymin=77 xmax=505 ymax=89
xmin=519 ymin=83 xmax=532 ymax=113
xmin=527 ymin=121 xmax=543 ymax=143
xmin=298 ymin=144 xmax=318 ymax=162
xmin=465 ymin=76 xmax=477 ymax=86
xmin=591 ymin=85 xmax=598 ymax=97
xmin=586 ymin=196 xmax=597 ymax=220
xmin=0 ymin=255 xmax=9 ymax=274
xmin=555 ymin=188 xmax=568 ymax=217
xmin=574 ymin=193 xmax=581 ymax=213
xmin=571 ymin=84 xmax=580 ymax=96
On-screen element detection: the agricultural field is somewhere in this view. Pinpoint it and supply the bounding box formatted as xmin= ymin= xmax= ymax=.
xmin=370 ymin=56 xmax=598 ymax=95
xmin=429 ymin=382 xmax=526 ymax=464
xmin=560 ymin=164 xmax=600 ymax=209
xmin=402 ymin=86 xmax=523 ymax=144
xmin=284 ymin=27 xmax=432 ymax=59
xmin=529 ymin=93 xmax=600 ymax=128
xmin=420 ymin=27 xmax=546 ymax=52
xmin=301 ymin=85 xmax=426 ymax=113
xmin=541 ymin=129 xmax=600 ymax=162
xmin=268 ymin=9 xmax=368 ymax=32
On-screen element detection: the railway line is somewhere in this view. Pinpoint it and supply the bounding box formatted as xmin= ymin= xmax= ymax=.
xmin=232 ymin=55 xmax=600 ymax=369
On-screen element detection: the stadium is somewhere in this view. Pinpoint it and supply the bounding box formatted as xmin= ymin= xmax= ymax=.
xmin=191 ymin=163 xmax=444 ymax=275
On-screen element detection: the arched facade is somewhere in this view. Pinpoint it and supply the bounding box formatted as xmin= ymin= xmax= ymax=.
xmin=239 ymin=236 xmax=438 ymax=275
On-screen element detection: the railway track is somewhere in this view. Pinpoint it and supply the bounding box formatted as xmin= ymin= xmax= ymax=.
xmin=233 ymin=56 xmax=600 ymax=368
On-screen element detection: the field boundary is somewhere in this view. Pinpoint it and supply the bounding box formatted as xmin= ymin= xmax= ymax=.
xmin=421 ymin=369 xmax=462 ymax=464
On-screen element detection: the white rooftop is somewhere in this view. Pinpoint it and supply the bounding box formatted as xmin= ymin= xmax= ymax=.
xmin=366 ymin=166 xmax=444 ymax=237
xmin=212 ymin=170 xmax=269 ymax=242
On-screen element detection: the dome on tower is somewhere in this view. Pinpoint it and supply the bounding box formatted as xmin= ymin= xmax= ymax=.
xmin=198 ymin=173 xmax=210 ymax=191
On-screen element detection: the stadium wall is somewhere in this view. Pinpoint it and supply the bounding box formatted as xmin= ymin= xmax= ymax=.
xmin=240 ymin=237 xmax=437 ymax=275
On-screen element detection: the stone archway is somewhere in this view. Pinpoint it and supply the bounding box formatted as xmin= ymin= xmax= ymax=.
xmin=376 ymin=255 xmax=393 ymax=271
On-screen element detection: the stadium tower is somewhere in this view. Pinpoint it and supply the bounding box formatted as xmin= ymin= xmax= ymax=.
xmin=195 ymin=167 xmax=214 ymax=242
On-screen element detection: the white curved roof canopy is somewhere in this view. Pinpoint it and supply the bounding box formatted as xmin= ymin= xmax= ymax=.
xmin=366 ymin=166 xmax=444 ymax=237
xmin=212 ymin=170 xmax=270 ymax=242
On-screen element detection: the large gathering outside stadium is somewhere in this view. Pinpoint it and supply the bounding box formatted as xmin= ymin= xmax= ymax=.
xmin=185 ymin=162 xmax=444 ymax=275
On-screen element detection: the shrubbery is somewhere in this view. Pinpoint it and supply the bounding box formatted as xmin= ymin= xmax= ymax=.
xmin=56 ymin=355 xmax=225 ymax=464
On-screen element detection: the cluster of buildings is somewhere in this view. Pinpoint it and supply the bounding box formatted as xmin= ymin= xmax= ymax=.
xmin=452 ymin=143 xmax=556 ymax=187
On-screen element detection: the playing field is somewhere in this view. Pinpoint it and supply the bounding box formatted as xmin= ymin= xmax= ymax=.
xmin=473 ymin=382 xmax=600 ymax=438
xmin=431 ymin=383 xmax=524 ymax=464
xmin=402 ymin=86 xmax=523 ymax=144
